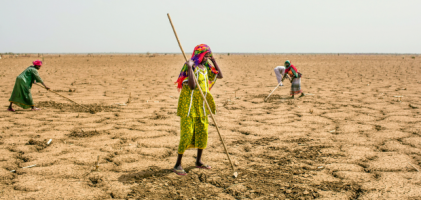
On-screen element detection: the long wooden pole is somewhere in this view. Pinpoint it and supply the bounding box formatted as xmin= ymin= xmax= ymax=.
xmin=34 ymin=83 xmax=89 ymax=110
xmin=265 ymin=74 xmax=290 ymax=102
xmin=264 ymin=84 xmax=281 ymax=102
xmin=167 ymin=13 xmax=237 ymax=177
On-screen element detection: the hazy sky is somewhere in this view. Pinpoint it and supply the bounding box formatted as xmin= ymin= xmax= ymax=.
xmin=1 ymin=0 xmax=420 ymax=53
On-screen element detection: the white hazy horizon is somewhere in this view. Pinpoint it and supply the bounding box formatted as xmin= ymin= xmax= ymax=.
xmin=1 ymin=0 xmax=420 ymax=54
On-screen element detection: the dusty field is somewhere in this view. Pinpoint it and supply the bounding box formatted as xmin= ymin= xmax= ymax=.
xmin=0 ymin=54 xmax=421 ymax=199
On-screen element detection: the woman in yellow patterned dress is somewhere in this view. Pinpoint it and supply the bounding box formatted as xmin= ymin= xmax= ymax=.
xmin=173 ymin=44 xmax=223 ymax=176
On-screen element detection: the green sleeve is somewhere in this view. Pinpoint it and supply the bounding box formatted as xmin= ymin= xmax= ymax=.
xmin=31 ymin=68 xmax=44 ymax=83
xmin=207 ymin=68 xmax=218 ymax=90
xmin=207 ymin=68 xmax=217 ymax=82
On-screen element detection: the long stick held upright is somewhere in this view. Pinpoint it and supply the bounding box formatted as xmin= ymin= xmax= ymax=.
xmin=167 ymin=13 xmax=237 ymax=177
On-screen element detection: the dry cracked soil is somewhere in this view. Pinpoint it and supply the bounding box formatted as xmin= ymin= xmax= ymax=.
xmin=0 ymin=54 xmax=420 ymax=199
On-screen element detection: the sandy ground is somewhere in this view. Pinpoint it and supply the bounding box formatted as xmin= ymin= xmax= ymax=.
xmin=0 ymin=54 xmax=421 ymax=199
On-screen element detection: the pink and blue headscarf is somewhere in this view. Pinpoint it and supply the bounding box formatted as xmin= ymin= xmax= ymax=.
xmin=175 ymin=44 xmax=219 ymax=91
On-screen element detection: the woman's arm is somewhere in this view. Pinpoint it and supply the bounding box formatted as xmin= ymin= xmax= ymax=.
xmin=282 ymin=74 xmax=292 ymax=82
xmin=186 ymin=60 xmax=196 ymax=90
xmin=42 ymin=82 xmax=50 ymax=90
xmin=210 ymin=57 xmax=223 ymax=79
xmin=31 ymin=68 xmax=50 ymax=89
xmin=32 ymin=68 xmax=44 ymax=83
xmin=33 ymin=79 xmax=50 ymax=90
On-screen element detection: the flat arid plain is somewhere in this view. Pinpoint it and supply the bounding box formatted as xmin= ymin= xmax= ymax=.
xmin=0 ymin=54 xmax=420 ymax=199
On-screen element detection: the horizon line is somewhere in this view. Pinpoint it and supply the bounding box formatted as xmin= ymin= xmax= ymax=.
xmin=1 ymin=52 xmax=420 ymax=55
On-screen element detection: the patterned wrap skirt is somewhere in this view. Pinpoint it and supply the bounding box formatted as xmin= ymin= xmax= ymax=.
xmin=290 ymin=78 xmax=303 ymax=96
xmin=178 ymin=116 xmax=209 ymax=154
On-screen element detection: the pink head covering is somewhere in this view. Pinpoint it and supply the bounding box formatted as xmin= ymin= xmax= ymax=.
xmin=33 ymin=60 xmax=42 ymax=66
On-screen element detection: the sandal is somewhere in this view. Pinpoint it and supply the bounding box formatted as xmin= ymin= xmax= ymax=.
xmin=7 ymin=107 xmax=15 ymax=112
xmin=31 ymin=108 xmax=41 ymax=111
xmin=173 ymin=168 xmax=187 ymax=176
xmin=196 ymin=164 xmax=212 ymax=169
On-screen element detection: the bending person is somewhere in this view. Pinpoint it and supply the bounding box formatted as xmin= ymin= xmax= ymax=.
xmin=8 ymin=60 xmax=50 ymax=112
xmin=173 ymin=44 xmax=223 ymax=176
xmin=274 ymin=65 xmax=286 ymax=86
xmin=282 ymin=60 xmax=304 ymax=98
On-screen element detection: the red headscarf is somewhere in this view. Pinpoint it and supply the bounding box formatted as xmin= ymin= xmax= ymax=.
xmin=33 ymin=60 xmax=42 ymax=66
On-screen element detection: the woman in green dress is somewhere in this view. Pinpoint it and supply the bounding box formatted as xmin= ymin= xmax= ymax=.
xmin=8 ymin=60 xmax=50 ymax=112
xmin=173 ymin=44 xmax=223 ymax=176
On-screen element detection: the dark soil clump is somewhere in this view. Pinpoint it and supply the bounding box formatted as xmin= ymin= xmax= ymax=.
xmin=27 ymin=139 xmax=48 ymax=151
xmin=37 ymin=101 xmax=120 ymax=113
xmin=68 ymin=129 xmax=109 ymax=137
